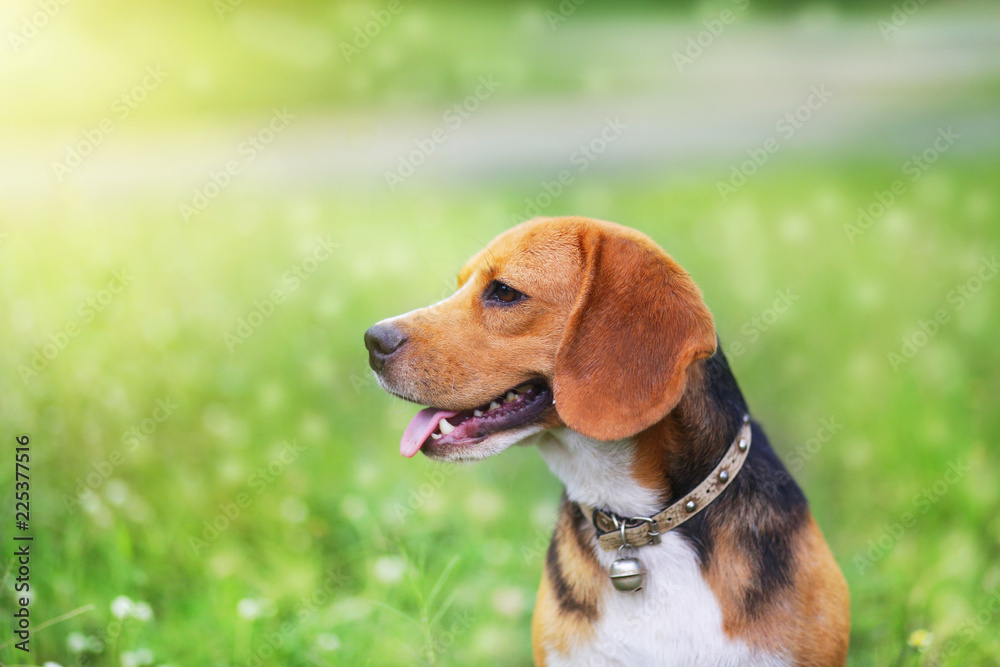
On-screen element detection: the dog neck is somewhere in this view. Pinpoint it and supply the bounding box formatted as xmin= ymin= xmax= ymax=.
xmin=537 ymin=351 xmax=748 ymax=519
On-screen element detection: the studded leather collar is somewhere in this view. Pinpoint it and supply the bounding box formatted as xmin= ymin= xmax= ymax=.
xmin=577 ymin=414 xmax=752 ymax=552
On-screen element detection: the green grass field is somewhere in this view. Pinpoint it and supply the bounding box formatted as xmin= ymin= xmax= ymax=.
xmin=3 ymin=0 xmax=1000 ymax=663
xmin=1 ymin=157 xmax=998 ymax=665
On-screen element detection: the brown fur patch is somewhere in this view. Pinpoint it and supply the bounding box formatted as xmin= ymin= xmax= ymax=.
xmin=706 ymin=515 xmax=850 ymax=665
xmin=532 ymin=498 xmax=606 ymax=660
xmin=629 ymin=361 xmax=730 ymax=497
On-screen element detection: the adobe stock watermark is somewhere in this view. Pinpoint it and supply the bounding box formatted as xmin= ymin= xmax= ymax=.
xmin=844 ymin=127 xmax=960 ymax=242
xmin=877 ymin=0 xmax=929 ymax=39
xmin=238 ymin=566 xmax=352 ymax=667
xmin=224 ymin=236 xmax=337 ymax=352
xmin=214 ymin=0 xmax=244 ymax=20
xmin=51 ymin=66 xmax=168 ymax=183
xmin=7 ymin=0 xmax=72 ymax=52
xmin=672 ymin=0 xmax=750 ymax=73
xmin=350 ymin=369 xmax=379 ymax=395
xmin=18 ymin=268 xmax=134 ymax=385
xmin=69 ymin=602 xmax=150 ymax=666
xmin=391 ymin=461 xmax=460 ymax=522
xmin=600 ymin=584 xmax=692 ymax=636
xmin=785 ymin=417 xmax=842 ymax=474
xmin=510 ymin=117 xmax=627 ymax=224
xmin=520 ymin=505 xmax=560 ymax=565
xmin=545 ymin=0 xmax=586 ymax=30
xmin=521 ymin=526 xmax=555 ymax=565
xmin=406 ymin=609 xmax=475 ymax=667
xmin=351 ymin=277 xmax=456 ymax=393
xmin=384 ymin=76 xmax=501 ymax=191
xmin=927 ymin=586 xmax=1000 ymax=667
xmin=339 ymin=0 xmax=406 ymax=62
xmin=717 ymin=85 xmax=833 ymax=201
xmin=190 ymin=439 xmax=306 ymax=556
xmin=62 ymin=398 xmax=179 ymax=512
xmin=180 ymin=108 xmax=296 ymax=223
xmin=724 ymin=289 xmax=799 ymax=359
xmin=887 ymin=255 xmax=997 ymax=371
xmin=746 ymin=416 xmax=844 ymax=499
xmin=528 ymin=588 xmax=692 ymax=667
xmin=853 ymin=458 xmax=970 ymax=575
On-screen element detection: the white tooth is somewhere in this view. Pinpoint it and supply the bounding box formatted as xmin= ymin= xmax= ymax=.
xmin=430 ymin=433 xmax=442 ymax=440
xmin=489 ymin=401 xmax=501 ymax=411
xmin=505 ymin=392 xmax=517 ymax=403
xmin=473 ymin=409 xmax=483 ymax=417
xmin=438 ymin=418 xmax=455 ymax=435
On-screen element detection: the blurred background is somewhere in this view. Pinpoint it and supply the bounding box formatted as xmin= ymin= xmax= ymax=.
xmin=1 ymin=0 xmax=999 ymax=665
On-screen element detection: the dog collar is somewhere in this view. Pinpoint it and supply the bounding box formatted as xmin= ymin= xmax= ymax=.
xmin=578 ymin=414 xmax=752 ymax=552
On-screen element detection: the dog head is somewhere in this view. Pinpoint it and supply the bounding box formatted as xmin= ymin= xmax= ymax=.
xmin=365 ymin=217 xmax=717 ymax=462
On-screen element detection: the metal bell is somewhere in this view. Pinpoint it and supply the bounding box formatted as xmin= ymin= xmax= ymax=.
xmin=609 ymin=548 xmax=646 ymax=592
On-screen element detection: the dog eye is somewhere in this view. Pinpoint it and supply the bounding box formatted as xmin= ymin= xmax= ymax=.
xmin=488 ymin=281 xmax=525 ymax=304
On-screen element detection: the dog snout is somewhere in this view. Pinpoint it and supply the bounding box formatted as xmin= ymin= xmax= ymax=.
xmin=364 ymin=323 xmax=408 ymax=372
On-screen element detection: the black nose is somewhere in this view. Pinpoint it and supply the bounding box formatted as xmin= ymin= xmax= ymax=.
xmin=364 ymin=323 xmax=407 ymax=372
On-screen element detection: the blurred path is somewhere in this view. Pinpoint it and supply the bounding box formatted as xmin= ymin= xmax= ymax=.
xmin=2 ymin=14 xmax=999 ymax=198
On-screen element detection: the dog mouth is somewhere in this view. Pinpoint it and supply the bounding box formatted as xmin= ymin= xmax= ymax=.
xmin=399 ymin=381 xmax=553 ymax=458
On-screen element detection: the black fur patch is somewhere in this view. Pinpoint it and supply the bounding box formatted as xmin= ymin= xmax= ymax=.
xmin=545 ymin=517 xmax=598 ymax=620
xmin=733 ymin=427 xmax=808 ymax=619
xmin=676 ymin=345 xmax=809 ymax=618
xmin=567 ymin=500 xmax=599 ymax=558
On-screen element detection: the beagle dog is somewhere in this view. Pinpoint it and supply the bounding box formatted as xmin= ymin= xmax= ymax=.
xmin=364 ymin=217 xmax=849 ymax=666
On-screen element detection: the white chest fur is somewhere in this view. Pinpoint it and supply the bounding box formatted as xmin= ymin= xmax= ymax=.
xmin=535 ymin=429 xmax=789 ymax=667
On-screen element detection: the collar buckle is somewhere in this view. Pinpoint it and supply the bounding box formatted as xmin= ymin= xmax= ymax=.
xmin=581 ymin=414 xmax=753 ymax=553
xmin=594 ymin=512 xmax=662 ymax=546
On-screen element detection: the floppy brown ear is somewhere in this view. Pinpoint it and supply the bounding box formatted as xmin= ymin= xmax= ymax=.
xmin=553 ymin=227 xmax=717 ymax=441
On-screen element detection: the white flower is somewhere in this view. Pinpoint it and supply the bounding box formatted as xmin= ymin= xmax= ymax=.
xmin=531 ymin=502 xmax=558 ymax=529
xmin=491 ymin=587 xmax=526 ymax=618
xmin=237 ymin=598 xmax=262 ymax=620
xmin=908 ymin=629 xmax=933 ymax=651
xmin=111 ymin=595 xmax=153 ymax=621
xmin=330 ymin=597 xmax=373 ymax=624
xmin=44 ymin=662 xmax=63 ymax=667
xmin=82 ymin=494 xmax=113 ymax=527
xmin=133 ymin=601 xmax=154 ymax=621
xmin=67 ymin=631 xmax=88 ymax=653
xmin=340 ymin=495 xmax=366 ymax=520
xmin=465 ymin=490 xmax=503 ymax=522
xmin=120 ymin=648 xmax=154 ymax=667
xmin=105 ymin=479 xmax=129 ymax=506
xmin=373 ymin=555 xmax=406 ymax=584
xmin=280 ymin=496 xmax=308 ymax=523
xmin=111 ymin=595 xmax=135 ymax=619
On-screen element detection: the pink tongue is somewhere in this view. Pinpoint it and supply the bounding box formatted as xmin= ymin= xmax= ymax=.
xmin=400 ymin=408 xmax=460 ymax=458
